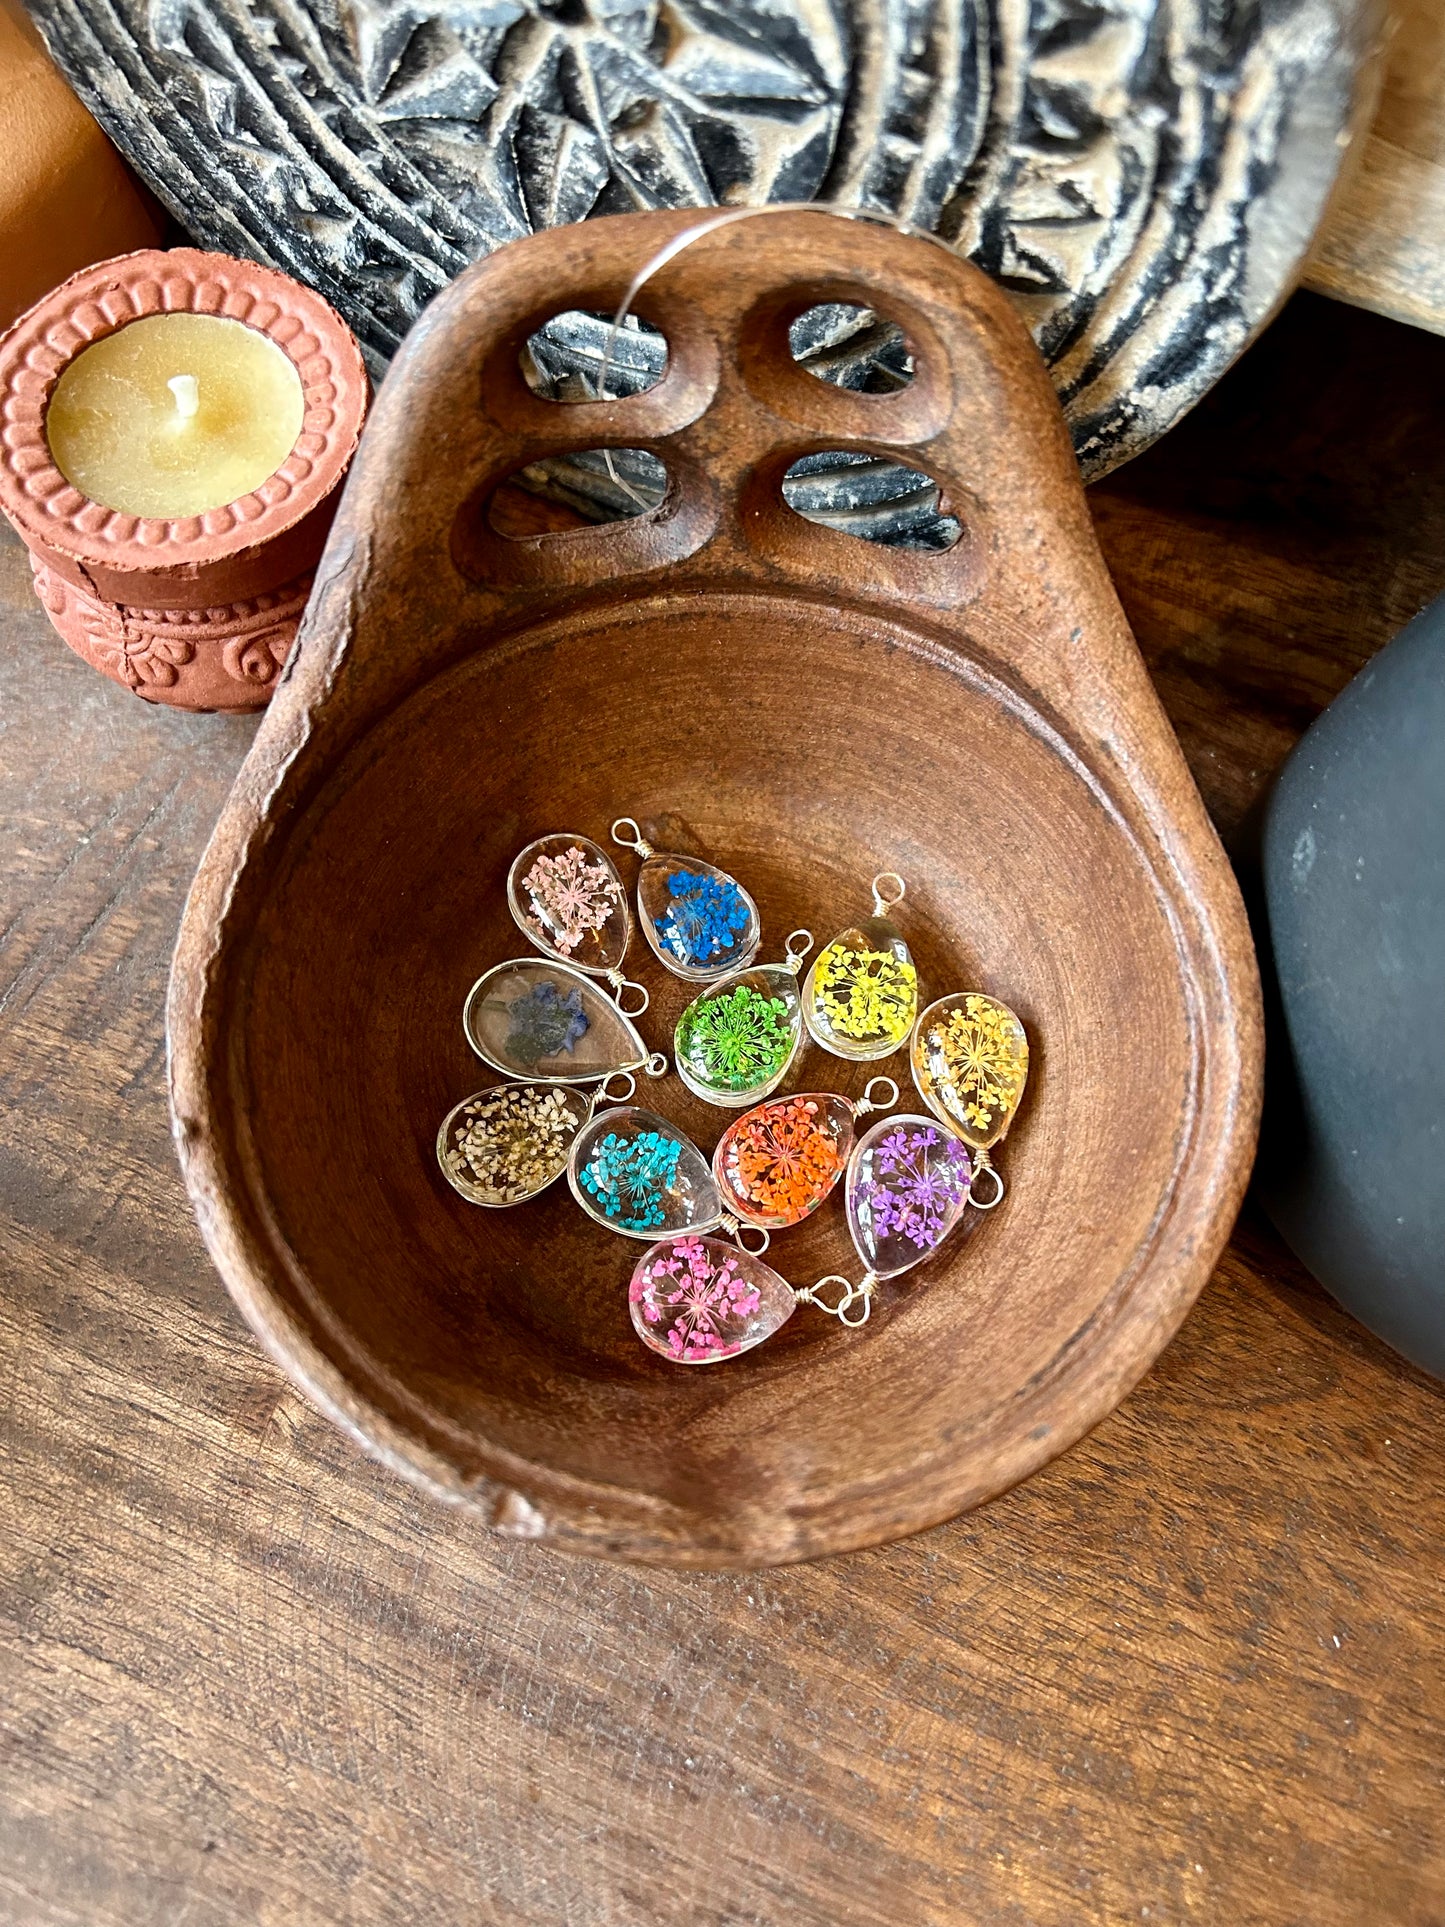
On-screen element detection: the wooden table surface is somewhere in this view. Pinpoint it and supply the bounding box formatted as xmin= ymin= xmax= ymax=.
xmin=2 ymin=291 xmax=1443 ymax=1927
xmin=1304 ymin=0 xmax=1445 ymax=339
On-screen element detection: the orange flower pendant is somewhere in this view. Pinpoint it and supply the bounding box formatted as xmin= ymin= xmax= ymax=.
xmin=712 ymin=1077 xmax=898 ymax=1231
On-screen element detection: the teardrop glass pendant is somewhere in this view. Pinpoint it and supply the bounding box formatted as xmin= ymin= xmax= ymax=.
xmin=568 ymin=1106 xmax=723 ymax=1240
xmin=463 ymin=958 xmax=665 ymax=1084
xmin=845 ymin=1113 xmax=975 ymax=1280
xmin=803 ymin=873 xmax=919 ymax=1063
xmin=638 ymin=853 xmax=761 ymax=979
xmin=911 ymin=991 xmax=1029 ymax=1150
xmin=508 ymin=833 xmax=631 ymax=975
xmin=438 ymin=1084 xmax=592 ymax=1207
xmin=613 ymin=818 xmax=761 ymax=981
xmin=629 ymin=1236 xmax=797 ymax=1364
xmin=712 ymin=1077 xmax=899 ymax=1229
xmin=714 ymin=1093 xmax=854 ymax=1229
xmin=673 ymin=931 xmax=813 ymax=1108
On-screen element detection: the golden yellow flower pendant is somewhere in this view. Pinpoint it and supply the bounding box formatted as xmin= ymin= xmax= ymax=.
xmin=910 ymin=991 xmax=1028 ymax=1205
xmin=802 ymin=872 xmax=918 ymax=1063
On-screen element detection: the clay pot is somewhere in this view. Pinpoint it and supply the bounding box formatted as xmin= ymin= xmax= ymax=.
xmin=0 ymin=0 xmax=161 ymax=330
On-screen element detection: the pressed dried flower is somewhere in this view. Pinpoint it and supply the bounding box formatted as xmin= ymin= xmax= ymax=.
xmin=522 ymin=844 xmax=620 ymax=957
xmin=442 ymin=1086 xmax=581 ymax=1203
xmin=727 ymin=1097 xmax=844 ymax=1222
xmin=500 ymin=981 xmax=589 ymax=1066
xmin=814 ymin=943 xmax=917 ymax=1044
xmin=677 ymin=984 xmax=792 ymax=1092
xmin=630 ymin=1235 xmax=763 ymax=1362
xmin=927 ymin=997 xmax=1026 ymax=1137
xmin=580 ymin=1128 xmax=682 ymax=1232
xmin=654 ymin=869 xmax=751 ymax=966
xmin=858 ymin=1125 xmax=971 ymax=1252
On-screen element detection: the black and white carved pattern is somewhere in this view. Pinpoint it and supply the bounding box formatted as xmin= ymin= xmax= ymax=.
xmin=25 ymin=0 xmax=1375 ymax=489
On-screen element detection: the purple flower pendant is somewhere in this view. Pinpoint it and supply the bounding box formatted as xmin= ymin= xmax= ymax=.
xmin=845 ymin=1113 xmax=974 ymax=1282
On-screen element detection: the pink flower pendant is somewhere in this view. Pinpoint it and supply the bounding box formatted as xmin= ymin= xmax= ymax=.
xmin=508 ymin=833 xmax=631 ymax=974
xmin=505 ymin=832 xmax=650 ymax=1016
xmin=629 ymin=1235 xmax=797 ymax=1365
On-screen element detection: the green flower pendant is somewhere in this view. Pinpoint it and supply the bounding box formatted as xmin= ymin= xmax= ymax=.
xmin=674 ymin=930 xmax=814 ymax=1108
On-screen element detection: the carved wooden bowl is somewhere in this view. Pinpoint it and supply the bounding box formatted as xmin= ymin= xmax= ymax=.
xmin=168 ymin=210 xmax=1262 ymax=1567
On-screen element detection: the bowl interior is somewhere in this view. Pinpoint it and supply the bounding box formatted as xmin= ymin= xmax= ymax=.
xmin=229 ymin=591 xmax=1197 ymax=1559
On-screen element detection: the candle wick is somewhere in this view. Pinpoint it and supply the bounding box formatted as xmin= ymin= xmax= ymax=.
xmin=167 ymin=374 xmax=200 ymax=420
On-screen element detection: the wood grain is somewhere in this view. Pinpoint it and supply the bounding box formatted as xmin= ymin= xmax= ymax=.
xmin=2 ymin=288 xmax=1443 ymax=1923
xmin=1305 ymin=0 xmax=1445 ymax=335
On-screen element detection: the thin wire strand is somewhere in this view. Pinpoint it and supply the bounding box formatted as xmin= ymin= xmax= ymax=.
xmin=594 ymin=201 xmax=961 ymax=410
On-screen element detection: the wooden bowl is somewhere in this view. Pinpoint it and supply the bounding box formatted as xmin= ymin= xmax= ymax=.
xmin=168 ymin=209 xmax=1262 ymax=1567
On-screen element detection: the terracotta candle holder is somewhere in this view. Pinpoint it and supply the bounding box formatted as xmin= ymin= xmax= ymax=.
xmin=0 ymin=248 xmax=367 ymax=711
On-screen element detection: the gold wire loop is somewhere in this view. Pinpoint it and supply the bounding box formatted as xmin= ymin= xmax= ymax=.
xmin=594 ymin=202 xmax=966 ymax=406
xmin=610 ymin=817 xmax=654 ymax=859
xmin=871 ymin=871 xmax=907 ymax=916
xmin=594 ymin=1070 xmax=636 ymax=1111
xmin=967 ymin=1158 xmax=1006 ymax=1210
xmin=644 ymin=1052 xmax=669 ymax=1079
xmin=722 ymin=1215 xmax=771 ymax=1257
xmin=797 ymin=1275 xmax=852 ymax=1316
xmin=858 ymin=1075 xmax=899 ymax=1116
xmin=797 ymin=1273 xmax=875 ymax=1323
xmin=607 ymin=970 xmax=650 ymax=1016
xmin=784 ymin=928 xmax=814 ymax=973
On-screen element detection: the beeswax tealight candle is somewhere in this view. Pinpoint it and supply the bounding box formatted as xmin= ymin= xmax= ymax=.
xmin=45 ymin=312 xmax=305 ymax=518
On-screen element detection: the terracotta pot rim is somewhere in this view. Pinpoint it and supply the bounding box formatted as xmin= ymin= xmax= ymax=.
xmin=0 ymin=247 xmax=367 ymax=570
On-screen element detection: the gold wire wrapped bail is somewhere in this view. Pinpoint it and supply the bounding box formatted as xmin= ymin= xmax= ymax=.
xmin=604 ymin=966 xmax=650 ymax=1016
xmin=611 ymin=816 xmax=655 ymax=860
xmin=856 ymin=1075 xmax=899 ymax=1117
xmin=592 ymin=1069 xmax=637 ymax=1113
xmin=796 ymin=1271 xmax=877 ymax=1326
xmin=719 ymin=1212 xmax=771 ymax=1257
xmin=871 ymin=871 xmax=906 ymax=917
xmin=968 ymin=1150 xmax=1006 ymax=1209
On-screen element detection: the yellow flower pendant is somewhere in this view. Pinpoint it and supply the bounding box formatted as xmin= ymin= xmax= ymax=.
xmin=802 ymin=872 xmax=919 ymax=1063
xmin=910 ymin=991 xmax=1029 ymax=1151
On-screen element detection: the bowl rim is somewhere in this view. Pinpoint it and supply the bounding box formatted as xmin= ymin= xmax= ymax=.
xmin=169 ymin=583 xmax=1261 ymax=1568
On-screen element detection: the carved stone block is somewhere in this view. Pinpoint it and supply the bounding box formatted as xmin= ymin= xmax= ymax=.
xmin=24 ymin=0 xmax=1380 ymax=507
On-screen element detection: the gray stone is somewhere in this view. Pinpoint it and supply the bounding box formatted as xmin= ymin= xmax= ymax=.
xmin=1256 ymin=596 xmax=1445 ymax=1377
